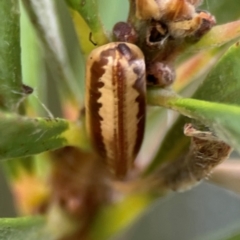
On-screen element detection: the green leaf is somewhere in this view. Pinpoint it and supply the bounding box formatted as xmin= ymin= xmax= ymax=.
xmin=202 ymin=0 xmax=240 ymax=24
xmin=193 ymin=42 xmax=240 ymax=104
xmin=170 ymin=98 xmax=240 ymax=151
xmin=191 ymin=21 xmax=240 ymax=51
xmin=0 ymin=112 xmax=89 ymax=160
xmin=0 ymin=0 xmax=23 ymax=112
xmin=146 ymin=41 xmax=240 ymax=174
xmin=147 ymin=89 xmax=240 ymax=153
xmin=0 ymin=217 xmax=52 ymax=240
xmin=0 ymin=0 xmax=37 ymax=180
xmin=20 ymin=2 xmax=48 ymax=116
xmin=22 ymin=0 xmax=85 ymax=106
xmin=174 ymin=48 xmax=222 ymax=92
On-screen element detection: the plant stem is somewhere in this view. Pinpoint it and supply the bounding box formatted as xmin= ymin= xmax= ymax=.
xmin=66 ymin=0 xmax=109 ymax=48
xmin=0 ymin=0 xmax=23 ymax=112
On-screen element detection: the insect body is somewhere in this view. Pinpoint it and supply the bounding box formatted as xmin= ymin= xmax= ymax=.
xmin=85 ymin=42 xmax=146 ymax=178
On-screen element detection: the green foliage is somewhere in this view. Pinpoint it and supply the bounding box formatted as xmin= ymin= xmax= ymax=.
xmin=0 ymin=217 xmax=51 ymax=240
xmin=65 ymin=0 xmax=108 ymax=46
xmin=146 ymin=40 xmax=240 ymax=174
xmin=194 ymin=42 xmax=240 ymax=104
xmin=0 ymin=0 xmax=22 ymax=111
xmin=1 ymin=0 xmax=240 ymax=240
xmin=0 ymin=112 xmax=88 ymax=160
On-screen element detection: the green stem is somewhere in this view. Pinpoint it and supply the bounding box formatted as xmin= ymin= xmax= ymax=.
xmin=0 ymin=0 xmax=23 ymax=112
xmin=147 ymin=88 xmax=181 ymax=109
xmin=66 ymin=0 xmax=109 ymax=46
xmin=0 ymin=0 xmax=36 ymax=178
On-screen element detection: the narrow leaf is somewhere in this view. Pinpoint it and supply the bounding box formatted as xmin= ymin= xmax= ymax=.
xmin=148 ymin=89 xmax=240 ymax=154
xmin=202 ymin=0 xmax=240 ymax=24
xmin=146 ymin=41 xmax=240 ymax=174
xmin=20 ymin=2 xmax=47 ymax=117
xmin=22 ymin=0 xmax=84 ymax=105
xmin=191 ymin=20 xmax=240 ymax=51
xmin=0 ymin=0 xmax=23 ymax=111
xmin=174 ymin=48 xmax=222 ymax=92
xmin=193 ymin=42 xmax=240 ymax=104
xmin=170 ymin=98 xmax=240 ymax=152
xmin=0 ymin=112 xmax=89 ymax=160
xmin=0 ymin=0 xmax=38 ymax=179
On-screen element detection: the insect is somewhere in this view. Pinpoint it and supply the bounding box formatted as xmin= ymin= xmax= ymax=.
xmin=85 ymin=0 xmax=217 ymax=185
xmin=85 ymin=42 xmax=146 ymax=179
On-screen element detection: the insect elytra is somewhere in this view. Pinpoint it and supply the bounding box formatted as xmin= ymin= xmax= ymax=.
xmin=85 ymin=42 xmax=146 ymax=178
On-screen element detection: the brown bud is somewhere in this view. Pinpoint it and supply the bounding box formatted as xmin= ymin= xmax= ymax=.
xmin=147 ymin=62 xmax=176 ymax=87
xmin=167 ymin=11 xmax=216 ymax=39
xmin=194 ymin=11 xmax=216 ymax=38
xmin=113 ymin=22 xmax=138 ymax=43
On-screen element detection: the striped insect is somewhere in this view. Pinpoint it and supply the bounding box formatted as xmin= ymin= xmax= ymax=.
xmin=85 ymin=42 xmax=146 ymax=178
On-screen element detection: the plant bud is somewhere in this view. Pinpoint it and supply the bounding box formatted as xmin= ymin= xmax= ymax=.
xmin=147 ymin=62 xmax=176 ymax=87
xmin=113 ymin=22 xmax=138 ymax=43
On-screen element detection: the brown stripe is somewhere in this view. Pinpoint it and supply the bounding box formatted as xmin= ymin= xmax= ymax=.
xmin=132 ymin=65 xmax=146 ymax=156
xmin=121 ymin=43 xmax=146 ymax=158
xmin=115 ymin=60 xmax=126 ymax=177
xmin=88 ymin=55 xmax=108 ymax=158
